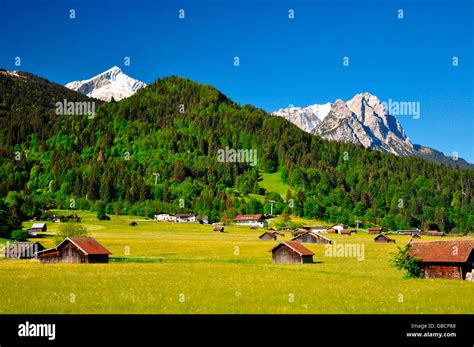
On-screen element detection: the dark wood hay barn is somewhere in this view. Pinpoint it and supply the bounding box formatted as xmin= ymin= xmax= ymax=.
xmin=374 ymin=234 xmax=396 ymax=243
xmin=213 ymin=225 xmax=224 ymax=232
xmin=259 ymin=232 xmax=277 ymax=240
xmin=292 ymin=231 xmax=332 ymax=244
xmin=368 ymin=227 xmax=382 ymax=234
xmin=409 ymin=240 xmax=474 ymax=280
xmin=270 ymin=241 xmax=314 ymax=264
xmin=38 ymin=237 xmax=112 ymax=264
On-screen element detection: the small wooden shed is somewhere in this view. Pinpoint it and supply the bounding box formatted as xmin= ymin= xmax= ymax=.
xmin=270 ymin=241 xmax=314 ymax=264
xmin=368 ymin=227 xmax=382 ymax=234
xmin=427 ymin=231 xmax=445 ymax=237
xmin=409 ymin=240 xmax=474 ymax=280
xmin=339 ymin=229 xmax=355 ymax=235
xmin=4 ymin=242 xmax=45 ymax=259
xmin=292 ymin=231 xmax=332 ymax=244
xmin=27 ymin=223 xmax=47 ymax=236
xmin=374 ymin=234 xmax=396 ymax=243
xmin=259 ymin=232 xmax=277 ymax=241
xmin=213 ymin=225 xmax=224 ymax=232
xmin=38 ymin=237 xmax=111 ymax=264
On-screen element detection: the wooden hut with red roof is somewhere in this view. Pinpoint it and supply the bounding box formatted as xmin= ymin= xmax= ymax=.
xmin=409 ymin=240 xmax=474 ymax=280
xmin=270 ymin=241 xmax=314 ymax=264
xmin=37 ymin=237 xmax=112 ymax=264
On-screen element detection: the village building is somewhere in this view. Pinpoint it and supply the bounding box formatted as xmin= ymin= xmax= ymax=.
xmin=4 ymin=242 xmax=45 ymax=259
xmin=27 ymin=223 xmax=47 ymax=237
xmin=259 ymin=232 xmax=277 ymax=241
xmin=154 ymin=213 xmax=177 ymax=222
xmin=198 ymin=215 xmax=209 ymax=224
xmin=411 ymin=233 xmax=422 ymax=239
xmin=213 ymin=226 xmax=224 ymax=232
xmin=235 ymin=214 xmax=268 ymax=228
xmin=292 ymin=231 xmax=332 ymax=244
xmin=272 ymin=231 xmax=284 ymax=237
xmin=398 ymin=229 xmax=422 ymax=235
xmin=409 ymin=240 xmax=474 ymax=280
xmin=329 ymin=224 xmax=347 ymax=233
xmin=309 ymin=226 xmax=331 ymax=233
xmin=374 ymin=234 xmax=396 ymax=243
xmin=367 ymin=227 xmax=382 ymax=234
xmin=37 ymin=237 xmax=112 ymax=264
xmin=270 ymin=241 xmax=314 ymax=264
xmin=175 ymin=213 xmax=196 ymax=223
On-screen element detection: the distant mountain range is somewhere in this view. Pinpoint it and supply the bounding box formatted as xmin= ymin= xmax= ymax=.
xmin=61 ymin=67 xmax=472 ymax=168
xmin=65 ymin=66 xmax=146 ymax=102
xmin=273 ymin=94 xmax=473 ymax=169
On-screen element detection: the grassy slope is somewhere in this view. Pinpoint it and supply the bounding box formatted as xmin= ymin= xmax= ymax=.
xmin=0 ymin=211 xmax=473 ymax=314
xmin=258 ymin=172 xmax=291 ymax=199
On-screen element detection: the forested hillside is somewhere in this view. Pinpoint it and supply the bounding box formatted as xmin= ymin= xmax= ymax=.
xmin=0 ymin=70 xmax=473 ymax=236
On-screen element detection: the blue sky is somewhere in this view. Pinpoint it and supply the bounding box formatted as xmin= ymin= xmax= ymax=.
xmin=1 ymin=0 xmax=473 ymax=162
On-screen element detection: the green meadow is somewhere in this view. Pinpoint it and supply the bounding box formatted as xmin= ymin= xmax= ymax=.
xmin=0 ymin=211 xmax=472 ymax=314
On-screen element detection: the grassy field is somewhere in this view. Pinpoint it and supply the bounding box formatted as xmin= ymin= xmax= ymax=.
xmin=0 ymin=211 xmax=473 ymax=314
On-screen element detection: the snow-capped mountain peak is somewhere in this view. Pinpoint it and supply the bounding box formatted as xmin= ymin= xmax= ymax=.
xmin=273 ymin=93 xmax=415 ymax=157
xmin=65 ymin=66 xmax=146 ymax=101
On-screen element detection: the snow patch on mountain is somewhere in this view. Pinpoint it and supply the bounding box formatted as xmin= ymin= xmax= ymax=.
xmin=272 ymin=102 xmax=331 ymax=133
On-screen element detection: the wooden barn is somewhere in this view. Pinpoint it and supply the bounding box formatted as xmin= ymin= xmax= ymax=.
xmin=27 ymin=223 xmax=47 ymax=237
xmin=339 ymin=229 xmax=355 ymax=235
xmin=292 ymin=231 xmax=332 ymax=244
xmin=411 ymin=233 xmax=422 ymax=239
xmin=4 ymin=242 xmax=45 ymax=259
xmin=272 ymin=231 xmax=284 ymax=237
xmin=37 ymin=237 xmax=112 ymax=264
xmin=409 ymin=240 xmax=474 ymax=280
xmin=259 ymin=232 xmax=277 ymax=241
xmin=270 ymin=241 xmax=314 ymax=264
xmin=427 ymin=231 xmax=445 ymax=237
xmin=374 ymin=234 xmax=396 ymax=243
xmin=368 ymin=227 xmax=382 ymax=234
xmin=213 ymin=225 xmax=224 ymax=232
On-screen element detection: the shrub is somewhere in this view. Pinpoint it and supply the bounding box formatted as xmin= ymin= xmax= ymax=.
xmin=55 ymin=224 xmax=88 ymax=243
xmin=391 ymin=244 xmax=424 ymax=278
xmin=11 ymin=230 xmax=29 ymax=241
